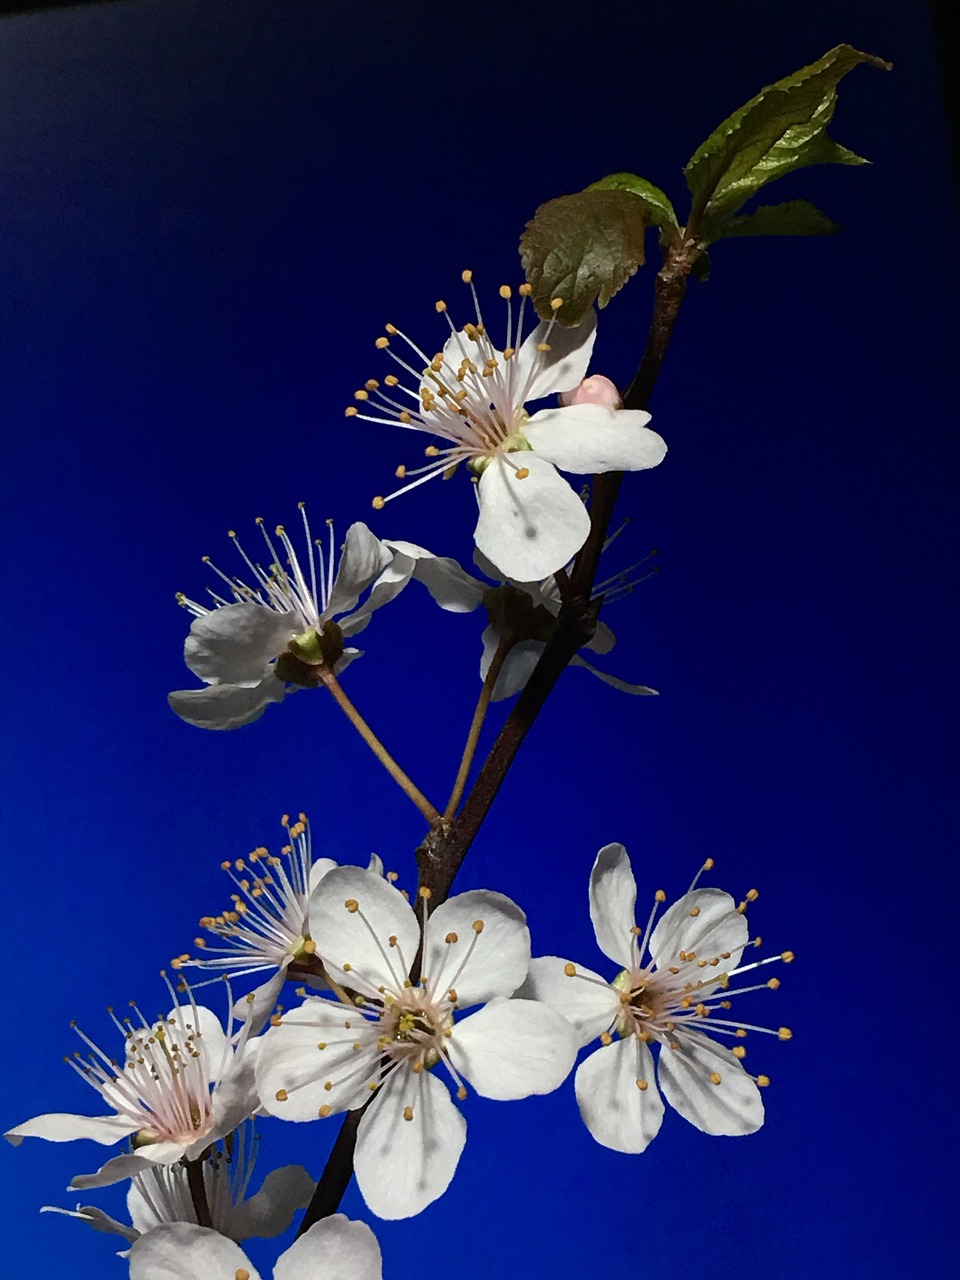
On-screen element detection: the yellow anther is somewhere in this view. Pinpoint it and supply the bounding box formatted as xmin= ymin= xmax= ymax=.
xmin=419 ymin=886 xmax=432 ymax=900
xmin=515 ymin=467 xmax=530 ymax=480
xmin=269 ymin=1014 xmax=282 ymax=1027
xmin=697 ymin=960 xmax=708 ymax=969
xmin=342 ymin=963 xmax=352 ymax=973
xmin=354 ymin=390 xmax=369 ymax=402
xmin=756 ymin=1075 xmax=770 ymax=1088
xmin=536 ymin=342 xmax=551 ymax=352
xmin=781 ymin=950 xmax=795 ymax=963
xmin=403 ymin=1106 xmax=414 ymax=1121
xmin=388 ymin=935 xmax=397 ymax=947
xmin=703 ymin=857 xmax=715 ymax=870
xmin=746 ymin=889 xmax=759 ymax=902
xmin=735 ymin=1028 xmax=747 ymax=1038
xmin=435 ymin=300 xmax=447 ymax=312
xmin=720 ymin=1000 xmax=732 ymax=1010
xmin=709 ymin=1072 xmax=722 ymax=1085
xmin=445 ymin=932 xmax=459 ymax=944
xmin=519 ymin=282 xmax=532 ymax=296
xmin=767 ymin=977 xmax=780 ymax=989
xmin=344 ymin=406 xmax=359 ymax=417
xmin=371 ymin=496 xmax=385 ymax=510
xmin=695 ymin=1003 xmax=709 ymax=1017
xmin=275 ymin=1089 xmax=288 ymax=1102
xmin=472 ymin=920 xmax=485 ymax=934
xmin=352 ymin=1042 xmax=361 ymax=1051
xmin=550 ymin=297 xmax=563 ymax=310
xmin=778 ymin=1027 xmax=793 ymax=1041
xmin=680 ymin=996 xmax=692 ymax=1009
xmin=237 ymin=1270 xmax=251 ymax=1280
xmin=600 ymin=1031 xmax=613 ymax=1046
xmin=457 ymin=1085 xmax=467 ymax=1100
xmin=635 ymin=1078 xmax=648 ymax=1091
xmin=385 ymin=323 xmax=398 ymax=335
xmin=668 ymin=966 xmax=680 ymax=975
xmin=499 ymin=284 xmax=512 ymax=299
xmin=387 ymin=871 xmax=399 ymax=882
xmin=368 ymin=1081 xmax=378 ymax=1092
xmin=324 ymin=1081 xmax=333 ymax=1092
xmin=317 ymin=1042 xmax=326 ymax=1050
xmin=385 ymin=373 xmax=398 ymax=386
xmin=461 ymin=269 xmax=473 ymax=283
xmin=669 ymin=1041 xmax=680 ymax=1051
xmin=319 ymin=1104 xmax=331 ymax=1117
xmin=502 ymin=346 xmax=515 ymax=359
xmin=344 ymin=899 xmax=359 ymax=914
xmin=425 ymin=445 xmax=440 ymax=457
xmin=447 ymin=988 xmax=458 ymax=1003
xmin=689 ymin=905 xmax=701 ymax=918
xmin=733 ymin=1045 xmax=747 ymax=1059
xmin=375 ymin=336 xmax=390 ymax=349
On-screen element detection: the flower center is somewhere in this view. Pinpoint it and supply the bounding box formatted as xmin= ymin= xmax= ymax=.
xmin=612 ymin=967 xmax=667 ymax=1039
xmin=378 ymin=989 xmax=452 ymax=1070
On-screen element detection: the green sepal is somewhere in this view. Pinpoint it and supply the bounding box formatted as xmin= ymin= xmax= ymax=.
xmin=715 ymin=198 xmax=842 ymax=239
xmin=274 ymin=650 xmax=324 ymax=688
xmin=685 ymin=44 xmax=891 ymax=240
xmin=519 ymin=188 xmax=653 ymax=325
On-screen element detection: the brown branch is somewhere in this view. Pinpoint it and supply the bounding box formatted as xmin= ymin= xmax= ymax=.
xmin=185 ymin=1154 xmax=213 ymax=1229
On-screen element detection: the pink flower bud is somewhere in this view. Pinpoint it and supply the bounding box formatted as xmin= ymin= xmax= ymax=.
xmin=558 ymin=374 xmax=622 ymax=409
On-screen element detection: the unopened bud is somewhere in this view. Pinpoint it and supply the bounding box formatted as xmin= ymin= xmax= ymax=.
xmin=559 ymin=374 xmax=621 ymax=409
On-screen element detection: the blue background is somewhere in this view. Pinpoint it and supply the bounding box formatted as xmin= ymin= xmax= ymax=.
xmin=1 ymin=1 xmax=956 ymax=1276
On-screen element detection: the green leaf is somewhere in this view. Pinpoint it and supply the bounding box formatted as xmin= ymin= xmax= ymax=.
xmin=520 ymin=189 xmax=652 ymax=325
xmin=685 ymin=44 xmax=891 ymax=238
xmin=584 ymin=172 xmax=681 ymax=240
xmin=716 ymin=198 xmax=842 ymax=239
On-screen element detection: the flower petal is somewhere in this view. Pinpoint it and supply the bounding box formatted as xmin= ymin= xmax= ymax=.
xmin=512 ymin=309 xmax=597 ymax=401
xmin=168 ymin=677 xmax=286 ymax=731
xmin=524 ymin=404 xmax=665 ymax=475
xmin=649 ymin=888 xmax=748 ymax=973
xmin=425 ymin=891 xmax=530 ymax=1005
xmin=41 ymin=1203 xmax=139 ymax=1243
xmin=589 ymin=843 xmax=638 ymax=969
xmin=324 ymin=523 xmax=393 ymax=620
xmin=354 ymin=1067 xmax=465 ymax=1220
xmin=231 ymin=971 xmax=288 ymax=1037
xmin=569 ymin=654 xmax=658 ymax=695
xmin=336 ymin=556 xmax=415 ymax=638
xmin=657 ymin=1033 xmax=764 ymax=1135
xmin=475 ymin=454 xmax=590 ymax=582
xmin=129 ymin=1223 xmax=261 ymax=1280
xmin=70 ymin=1145 xmax=187 ymax=1191
xmin=480 ymin=627 xmax=545 ymax=702
xmin=574 ymin=1037 xmax=664 ymax=1153
xmin=202 ymin=1041 xmax=260 ymax=1151
xmin=255 ymin=999 xmax=379 ymax=1121
xmin=518 ymin=956 xmax=618 ymax=1048
xmin=383 ymin=541 xmax=486 ymax=612
xmin=309 ymin=866 xmax=419 ymax=993
xmin=274 ymin=1215 xmax=382 ymax=1280
xmin=448 ymin=998 xmax=577 ymax=1100
xmin=230 ymin=1164 xmax=316 ymax=1241
xmin=5 ymin=1112 xmax=138 ymax=1147
xmin=183 ymin=604 xmax=297 ymax=685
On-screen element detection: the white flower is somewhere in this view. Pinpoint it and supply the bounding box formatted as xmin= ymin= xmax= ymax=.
xmin=172 ymin=814 xmax=385 ymax=1035
xmin=168 ymin=511 xmax=465 ymax=731
xmin=523 ymin=844 xmax=793 ymax=1153
xmin=475 ymin=535 xmax=660 ymax=701
xmin=255 ymin=866 xmax=577 ymax=1219
xmin=5 ymin=977 xmax=260 ymax=1189
xmin=345 ymin=273 xmax=667 ymax=581
xmin=43 ymin=1122 xmax=313 ymax=1251
xmin=127 ymin=1214 xmax=382 ymax=1280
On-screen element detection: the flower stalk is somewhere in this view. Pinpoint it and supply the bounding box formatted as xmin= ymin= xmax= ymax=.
xmin=443 ymin=637 xmax=513 ymax=820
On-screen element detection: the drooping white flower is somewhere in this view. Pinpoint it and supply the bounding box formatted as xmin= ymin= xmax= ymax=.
xmin=127 ymin=1214 xmax=382 ymax=1280
xmin=43 ymin=1121 xmax=313 ymax=1250
xmin=5 ymin=977 xmax=260 ymax=1190
xmin=475 ymin=533 xmax=660 ymax=701
xmin=256 ymin=866 xmax=577 ymax=1220
xmin=345 ymin=273 xmax=667 ymax=581
xmin=168 ymin=511 xmax=469 ymax=731
xmin=172 ymin=814 xmax=385 ymax=1035
xmin=523 ymin=844 xmax=793 ymax=1153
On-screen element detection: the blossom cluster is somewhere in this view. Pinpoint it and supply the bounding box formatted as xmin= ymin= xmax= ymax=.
xmin=6 ymin=281 xmax=793 ymax=1276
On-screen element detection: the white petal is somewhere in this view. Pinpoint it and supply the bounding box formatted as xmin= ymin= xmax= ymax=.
xmin=354 ymin=1068 xmax=465 ymax=1220
xmin=129 ymin=1223 xmax=260 ymax=1280
xmin=174 ymin=1004 xmax=230 ymax=1082
xmin=71 ymin=1145 xmax=187 ymax=1190
xmin=324 ymin=523 xmax=393 ymax=620
xmin=475 ymin=454 xmax=590 ymax=582
xmin=5 ymin=1111 xmax=138 ymax=1147
xmin=524 ymin=404 xmax=665 ymax=475
xmin=202 ymin=1041 xmax=260 ymax=1149
xmin=183 ymin=604 xmax=297 ymax=685
xmin=575 ymin=1037 xmax=664 ymax=1153
xmin=275 ymin=1215 xmax=382 ymax=1280
xmin=230 ymin=1164 xmax=315 ymax=1241
xmin=448 ymin=998 xmax=577 ymax=1100
xmin=569 ymin=654 xmax=658 ymax=695
xmin=589 ymin=843 xmax=638 ymax=969
xmin=657 ymin=1033 xmax=764 ymax=1135
xmin=41 ymin=1203 xmax=139 ymax=1243
xmin=383 ymin=540 xmax=486 ymax=612
xmin=518 ymin=956 xmax=619 ymax=1047
xmin=309 ymin=866 xmax=419 ymax=992
xmin=586 ymin=618 xmax=616 ymax=655
xmin=168 ymin=677 xmax=286 ymax=731
xmin=512 ymin=309 xmax=597 ymax=401
xmin=649 ymin=888 xmax=748 ymax=973
xmin=480 ymin=627 xmax=545 ymax=702
xmin=336 ymin=555 xmax=415 ymax=638
xmin=308 ymin=857 xmax=339 ymax=895
xmin=233 ymin=971 xmax=287 ymax=1037
xmin=255 ymin=999 xmax=379 ymax=1121
xmin=425 ymin=891 xmax=530 ymax=1005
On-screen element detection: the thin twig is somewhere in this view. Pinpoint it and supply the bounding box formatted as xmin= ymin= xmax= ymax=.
xmin=443 ymin=638 xmax=512 ymax=820
xmin=185 ymin=1155 xmax=213 ymax=1229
